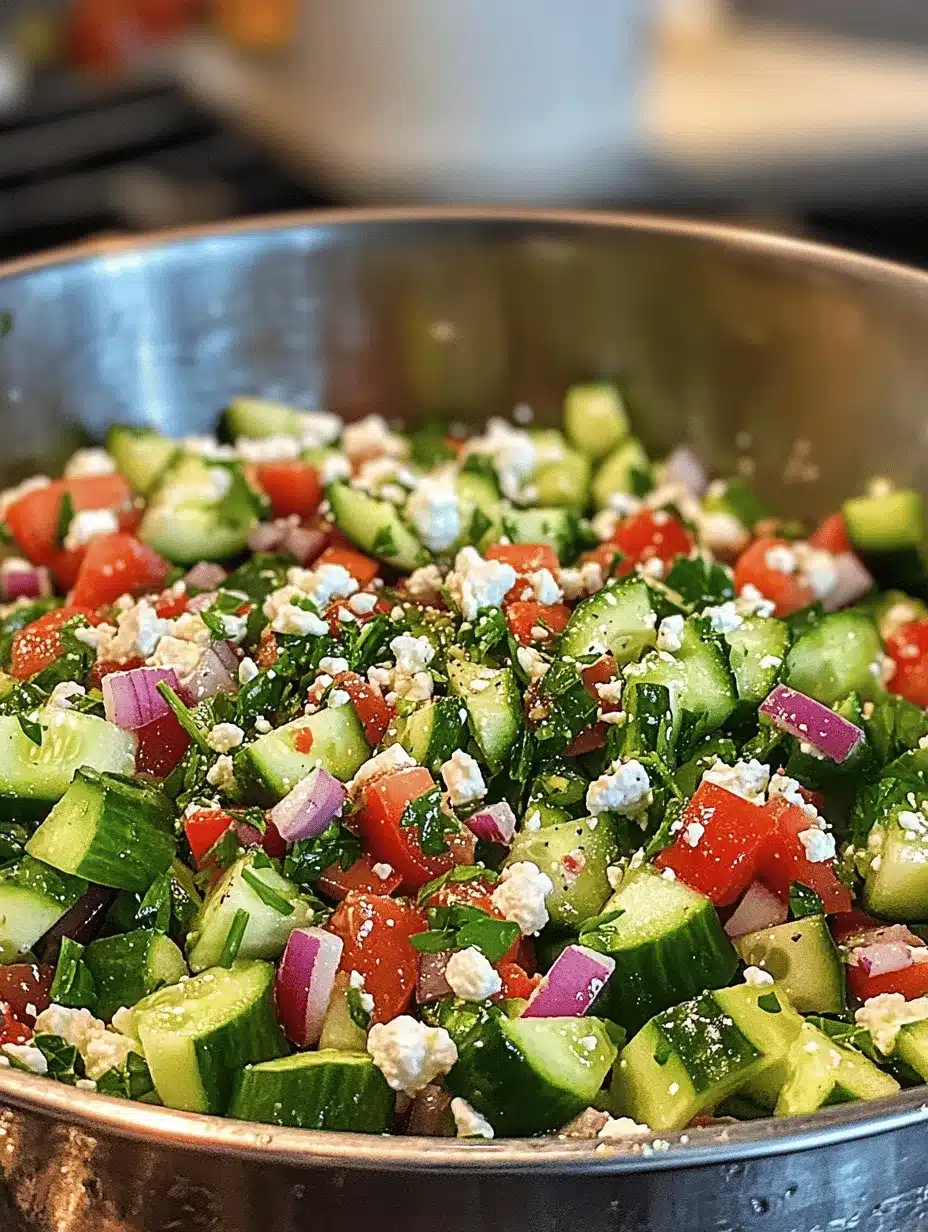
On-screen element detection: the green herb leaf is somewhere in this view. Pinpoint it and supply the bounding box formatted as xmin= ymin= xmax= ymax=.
xmin=400 ymin=785 xmax=454 ymax=857
xmin=219 ymin=908 xmax=250 ymax=968
xmin=136 ymin=871 xmax=173 ymax=933
xmin=55 ymin=490 xmax=74 ymax=549
xmin=346 ymin=984 xmax=372 ymax=1031
xmin=241 ymin=866 xmax=295 ymax=915
xmin=468 ymin=507 xmax=492 ymax=545
xmin=373 ymin=524 xmax=398 ymax=558
xmin=284 ymin=822 xmax=361 ymax=889
xmin=0 ymin=598 xmax=59 ymax=669
xmin=788 ymin=882 xmax=824 ymax=921
xmin=200 ymin=591 xmax=246 ymax=641
xmin=34 ymin=1034 xmax=85 ymax=1085
xmin=416 ymin=864 xmax=496 ymax=906
xmin=0 ymin=312 xmax=13 ymax=337
xmin=17 ymin=714 xmax=42 ymax=746
xmin=156 ymin=682 xmax=210 ymax=751
xmin=455 ymin=915 xmax=520 ymax=963
xmin=758 ymin=992 xmax=782 ymax=1014
xmin=663 ymin=557 xmax=734 ymax=609
xmin=96 ymin=1052 xmax=155 ymax=1101
xmin=50 ymin=938 xmax=97 ymax=1010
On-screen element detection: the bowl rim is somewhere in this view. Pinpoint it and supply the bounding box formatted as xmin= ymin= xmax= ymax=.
xmin=2 ymin=204 xmax=928 ymax=1172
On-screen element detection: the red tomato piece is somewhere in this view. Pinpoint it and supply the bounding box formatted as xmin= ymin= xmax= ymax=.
xmin=326 ymin=892 xmax=426 ymax=1025
xmin=886 ymin=620 xmax=928 ymax=708
xmin=184 ymin=809 xmax=236 ymax=864
xmin=70 ymin=533 xmax=169 ymax=610
xmin=293 ymin=728 xmax=314 ymax=755
xmin=830 ymin=909 xmax=881 ymax=944
xmin=355 ymin=766 xmax=454 ymax=892
xmin=485 ymin=543 xmax=559 ymax=574
xmin=581 ymin=654 xmax=622 ymax=714
xmin=496 ymin=962 xmax=541 ymax=1002
xmin=733 ymin=537 xmax=816 ymax=618
xmin=847 ymin=960 xmax=928 ymax=1004
xmin=10 ymin=605 xmax=99 ymax=680
xmin=333 ymin=671 xmax=394 ymax=746
xmin=564 ymin=722 xmax=608 ymax=757
xmin=254 ymin=461 xmax=323 ymax=520
xmin=610 ymin=510 xmax=694 ymax=577
xmin=87 ymin=654 xmax=146 ymax=690
xmin=262 ymin=819 xmax=288 ymax=860
xmin=0 ymin=1003 xmax=30 ymax=1046
xmin=809 ymin=512 xmax=851 ymax=556
xmin=318 ymin=853 xmax=403 ymax=902
xmin=505 ymin=601 xmax=572 ymax=647
xmin=0 ymin=964 xmax=54 ymax=1024
xmin=758 ymin=797 xmax=852 ymax=914
xmin=5 ymin=475 xmax=135 ymax=573
xmin=315 ymin=545 xmax=379 ymax=586
xmin=155 ymin=589 xmax=189 ymax=619
xmin=135 ymin=710 xmax=191 ymax=778
xmin=656 ymin=781 xmax=778 ymax=906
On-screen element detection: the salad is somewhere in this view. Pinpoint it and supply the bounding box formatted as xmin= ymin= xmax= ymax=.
xmin=0 ymin=385 xmax=925 ymax=1145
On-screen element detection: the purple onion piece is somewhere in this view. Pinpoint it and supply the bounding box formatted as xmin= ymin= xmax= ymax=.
xmin=275 ymin=927 xmax=344 ymax=1046
xmin=0 ymin=561 xmax=51 ymax=601
xmin=271 ymin=767 xmax=347 ymax=842
xmin=248 ymin=522 xmax=289 ymax=554
xmin=186 ymin=590 xmax=219 ymax=614
xmin=284 ymin=525 xmax=328 ymax=566
xmin=465 ymin=801 xmax=517 ymax=846
xmin=521 ymin=945 xmax=615 ymax=1019
xmin=38 ymin=885 xmax=115 ymax=964
xmin=724 ymin=880 xmax=788 ymax=939
xmin=663 ymin=446 xmax=708 ymax=496
xmin=184 ymin=562 xmax=228 ymax=591
xmin=823 ymin=553 xmax=875 ymax=612
xmin=416 ymin=951 xmax=454 ymax=1004
xmin=102 ymin=666 xmax=180 ymax=730
xmin=190 ymin=641 xmax=239 ymax=701
xmin=759 ymin=683 xmax=864 ymax=764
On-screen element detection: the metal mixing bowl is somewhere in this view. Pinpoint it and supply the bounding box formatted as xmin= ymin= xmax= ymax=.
xmin=1 ymin=209 xmax=928 ymax=1232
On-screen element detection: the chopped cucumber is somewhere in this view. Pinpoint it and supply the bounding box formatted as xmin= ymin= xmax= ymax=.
xmin=105 ymin=426 xmax=179 ymax=495
xmin=84 ymin=929 xmax=187 ymax=1022
xmin=531 ymin=432 xmax=592 ymax=508
xmin=895 ymin=1020 xmax=928 ymax=1081
xmin=626 ymin=618 xmax=737 ymax=739
xmin=230 ymin=1050 xmax=394 ymax=1132
xmin=774 ymin=1022 xmax=899 ymax=1117
xmin=735 ymin=915 xmax=845 ymax=1014
xmin=318 ymin=972 xmax=368 ymax=1052
xmin=221 ymin=396 xmax=307 ymax=440
xmin=455 ymin=469 xmax=503 ymax=548
xmin=501 ymin=507 xmax=578 ymax=563
xmin=864 ymin=805 xmax=928 ymax=920
xmin=844 ymin=489 xmax=924 ymax=552
xmin=235 ymin=705 xmax=370 ymax=804
xmin=592 ymin=438 xmax=650 ymax=510
xmin=27 ymin=769 xmax=175 ymax=893
xmin=328 ymin=483 xmax=430 ymax=570
xmin=133 ymin=960 xmax=287 ymax=1114
xmin=506 ymin=815 xmax=617 ymax=932
xmin=559 ymin=576 xmax=657 ymax=665
xmin=725 ymin=616 xmax=789 ymax=707
xmin=0 ymin=856 xmax=87 ymax=963
xmin=564 ymin=382 xmax=629 ymax=461
xmin=139 ymin=455 xmax=259 ymax=564
xmin=394 ymin=697 xmax=468 ymax=773
xmin=785 ymin=611 xmax=883 ymax=706
xmin=446 ymin=657 xmax=522 ymax=775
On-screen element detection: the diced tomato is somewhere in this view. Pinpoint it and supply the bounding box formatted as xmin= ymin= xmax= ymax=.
xmin=326 ymin=892 xmax=426 ymax=1025
xmin=293 ymin=728 xmax=314 ymax=755
xmin=485 ymin=543 xmax=559 ymax=574
xmin=517 ymin=936 xmax=537 ymax=975
xmin=262 ymin=819 xmax=288 ymax=860
xmin=609 ymin=509 xmax=694 ymax=577
xmin=505 ymin=601 xmax=572 ymax=647
xmin=0 ymin=964 xmax=54 ymax=1024
xmin=10 ymin=605 xmax=99 ymax=680
xmin=830 ymin=908 xmax=881 ymax=943
xmin=886 ymin=620 xmax=928 ymax=708
xmin=324 ymin=593 xmax=390 ymax=637
xmin=810 ymin=512 xmax=851 ymax=556
xmin=318 ymin=853 xmax=403 ymax=902
xmin=184 ymin=809 xmax=236 ymax=864
xmin=0 ymin=1003 xmax=30 ymax=1047
xmin=496 ymin=962 xmax=541 ymax=1002
xmin=733 ymin=537 xmax=815 ymax=618
xmin=564 ymin=722 xmax=608 ymax=756
xmin=254 ymin=461 xmax=323 ymax=520
xmin=135 ymin=710 xmax=191 ymax=778
xmin=847 ymin=960 xmax=928 ymax=1004
xmin=656 ymin=781 xmax=778 ymax=906
xmin=155 ymin=590 xmax=189 ymax=619
xmin=758 ymin=797 xmax=852 ymax=914
xmin=581 ymin=654 xmax=622 ymax=714
xmin=256 ymin=626 xmax=278 ymax=670
xmin=580 ymin=543 xmax=625 ymax=577
xmin=70 ymin=533 xmax=169 ymax=610
xmin=314 ymin=545 xmax=379 ymax=586
xmin=333 ymin=671 xmax=394 ymax=746
xmin=355 ymin=766 xmax=454 ymax=892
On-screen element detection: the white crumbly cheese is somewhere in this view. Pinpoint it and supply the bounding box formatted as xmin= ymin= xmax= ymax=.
xmin=764 ymin=544 xmax=797 ymax=574
xmin=798 ymin=826 xmax=836 ymax=864
xmin=759 ymin=655 xmax=782 ymax=670
xmin=90 ymin=598 xmax=172 ymax=665
xmin=406 ymin=564 xmax=445 ymax=602
xmin=329 ymin=689 xmax=351 ymax=708
xmin=64 ymin=447 xmax=117 ymax=478
xmin=235 ymin=435 xmax=302 ymax=463
xmin=146 ymin=636 xmax=204 ymax=679
xmin=702 ymin=758 xmax=770 ymax=805
xmin=591 ymin=509 xmax=621 ymax=542
xmin=348 ymin=970 xmax=375 ymax=1014
xmin=451 ymin=1097 xmax=495 ymax=1140
xmin=698 ymin=511 xmax=750 ymax=555
xmin=367 ymin=1016 xmax=458 ymax=1095
xmin=794 ymin=543 xmax=838 ymax=600
xmin=62 ymin=507 xmax=119 ymax=552
xmin=206 ymin=722 xmax=245 ymax=753
xmin=768 ymin=773 xmax=818 ymax=817
xmin=2 ymin=1042 xmax=48 ymax=1074
xmin=743 ymin=966 xmax=775 ymax=988
xmin=491 ymin=861 xmax=554 ymax=936
xmin=371 ymin=862 xmax=394 ymax=881
xmin=683 ymin=822 xmax=705 ymax=848
xmin=898 ymin=809 xmax=928 ymax=837
xmin=206 ymin=755 xmax=237 ymax=792
xmin=703 ymin=601 xmax=743 ymax=636
xmin=445 ymin=947 xmax=502 ymax=1002
xmin=736 ymin=584 xmax=776 ymax=619
xmin=656 ymin=614 xmax=685 ymax=652
xmin=558 ymin=561 xmax=604 ymax=600
xmin=342 ymin=414 xmax=407 ymax=462
xmin=47 ymin=681 xmax=85 ymax=709
xmin=440 ymin=750 xmax=487 ymax=807
xmin=320 ymin=453 xmax=351 ymax=485
xmin=405 ymin=475 xmax=461 ymax=552
xmin=446 ymin=546 xmax=516 ymax=620
xmin=0 ymin=474 xmax=50 ymax=517
xmin=516 ymin=646 xmax=549 ymax=680
xmin=319 ymin=655 xmax=350 ymax=677
xmin=271 ymin=605 xmax=329 ymax=637
xmin=595 ymin=680 xmax=624 ymax=705
xmin=238 ymin=656 xmax=259 ymax=685
xmin=597 ymin=1116 xmax=651 ymax=1140
xmin=348 ymin=745 xmax=416 ymax=799
xmin=527 ymin=568 xmax=563 ymax=605
xmin=348 ymin=592 xmax=377 ymax=615
xmin=289 ymin=562 xmax=359 ymax=610
xmin=637 ymin=556 xmax=666 ymax=580
xmin=463 ymin=418 xmax=536 ymax=502
xmin=33 ymin=1005 xmax=135 ymax=1080
xmin=586 ymin=759 xmax=651 ymax=816
xmin=297 ymin=409 xmax=343 ymax=450
xmin=855 ymin=993 xmax=928 ymax=1055
xmin=390 ymin=634 xmax=435 ymax=675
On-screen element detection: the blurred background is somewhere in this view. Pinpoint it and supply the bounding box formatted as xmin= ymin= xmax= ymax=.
xmin=1 ymin=0 xmax=928 ymax=264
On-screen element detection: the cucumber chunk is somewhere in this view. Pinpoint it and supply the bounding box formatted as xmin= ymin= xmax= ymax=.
xmin=106 ymin=426 xmax=179 ymax=496
xmin=774 ymin=1022 xmax=899 ymax=1117
xmin=501 ymin=507 xmax=578 ymax=563
xmin=864 ymin=805 xmax=928 ymax=921
xmin=592 ymin=438 xmax=650 ymax=510
xmin=506 ymin=816 xmax=617 ymax=932
xmin=27 ymin=769 xmax=175 ymax=893
xmin=725 ymin=616 xmax=789 ymax=707
xmin=844 ymin=489 xmax=924 ymax=552
xmin=563 ymin=382 xmax=629 ymax=461
xmin=735 ymin=915 xmax=845 ymax=1014
xmin=221 ymin=397 xmax=307 ymax=440
xmin=559 ymin=577 xmax=657 ymax=665
xmin=394 ymin=697 xmax=468 ymax=773
xmin=139 ymin=455 xmax=259 ymax=564
xmin=533 ymin=448 xmax=590 ymax=508
xmin=328 ymin=483 xmax=430 ymax=571
xmin=446 ymin=1009 xmax=617 ymax=1136
xmin=230 ymin=1049 xmax=394 ymax=1132
xmin=84 ymin=929 xmax=187 ymax=1022
xmin=235 ymin=705 xmax=370 ymax=804
xmin=0 ymin=711 xmax=135 ymax=819
xmin=896 ymin=1020 xmax=928 ymax=1081
xmin=626 ymin=618 xmax=736 ymax=739
xmin=785 ymin=611 xmax=883 ymax=706
xmin=133 ymin=960 xmax=287 ymax=1114
xmin=446 ymin=657 xmax=522 ymax=775
xmin=455 ymin=470 xmax=503 ymax=548
xmin=0 ymin=856 xmax=87 ymax=963
xmin=586 ymin=866 xmax=738 ymax=1034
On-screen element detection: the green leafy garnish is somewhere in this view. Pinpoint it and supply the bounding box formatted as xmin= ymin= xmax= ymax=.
xmin=416 ymin=864 xmax=496 ymax=906
xmin=788 ymin=882 xmax=824 ymax=920
xmin=0 ymin=598 xmax=59 ymax=669
xmin=156 ymin=683 xmax=210 ymax=751
xmin=284 ymin=822 xmax=361 ymax=889
xmin=410 ymin=904 xmax=519 ymax=964
xmin=50 ymin=938 xmax=97 ymax=1010
xmin=34 ymin=1034 xmax=84 ymax=1085
xmin=663 ymin=557 xmax=734 ymax=609
xmin=373 ymin=524 xmax=398 ymax=558
xmin=200 ymin=591 xmax=246 ymax=641
xmin=55 ymin=491 xmax=74 ymax=548
xmin=400 ymin=785 xmax=454 ymax=857
xmin=0 ymin=312 xmax=13 ymax=337
xmin=346 ymin=985 xmax=372 ymax=1031
xmin=17 ymin=713 xmax=42 ymax=746
xmin=218 ymin=908 xmax=250 ymax=968
xmin=241 ymin=867 xmax=295 ymax=915
xmin=468 ymin=507 xmax=492 ymax=545
xmin=96 ymin=1052 xmax=156 ymax=1101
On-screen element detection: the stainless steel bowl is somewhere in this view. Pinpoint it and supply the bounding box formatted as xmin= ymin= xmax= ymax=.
xmin=1 ymin=208 xmax=928 ymax=1232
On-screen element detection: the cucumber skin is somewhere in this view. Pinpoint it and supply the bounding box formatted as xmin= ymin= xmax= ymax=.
xmin=84 ymin=929 xmax=187 ymax=1022
xmin=229 ymin=1051 xmax=394 ymax=1132
xmin=446 ymin=658 xmax=522 ymax=775
xmin=0 ymin=856 xmax=88 ymax=962
xmin=328 ymin=483 xmax=430 ymax=571
xmin=234 ymin=707 xmax=370 ymax=805
xmin=507 ymin=816 xmax=616 ymax=932
xmin=785 ymin=611 xmax=883 ymax=706
xmin=735 ymin=915 xmax=846 ymax=1015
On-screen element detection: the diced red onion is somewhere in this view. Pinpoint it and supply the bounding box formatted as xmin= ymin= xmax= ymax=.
xmin=855 ymin=942 xmax=915 ymax=977
xmin=759 ymin=684 xmax=864 ymax=764
xmin=270 ymin=766 xmax=346 ymax=842
xmin=184 ymin=562 xmax=227 ymax=591
xmin=465 ymin=801 xmax=517 ymax=846
xmin=663 ymin=446 xmax=708 ymax=497
xmin=845 ymin=923 xmax=925 ymax=950
xmin=0 ymin=560 xmax=51 ymax=601
xmin=284 ymin=525 xmax=328 ymax=566
xmin=248 ymin=522 xmax=288 ymax=553
xmin=823 ymin=553 xmax=874 ymax=612
xmin=521 ymin=944 xmax=615 ymax=1018
xmin=404 ymin=1085 xmax=453 ymax=1136
xmin=102 ymin=666 xmax=180 ymax=730
xmin=724 ymin=880 xmax=788 ymax=939
xmin=231 ymin=820 xmax=264 ymax=849
xmin=189 ymin=641 xmax=239 ymax=700
xmin=416 ymin=951 xmax=453 ymax=1005
xmin=275 ymin=927 xmax=344 ymax=1047
xmin=37 ymin=884 xmax=114 ymax=963
xmin=186 ymin=590 xmax=219 ymax=614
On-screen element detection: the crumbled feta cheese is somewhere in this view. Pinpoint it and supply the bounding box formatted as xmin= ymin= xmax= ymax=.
xmin=704 ymin=601 xmax=743 ymax=635
xmin=367 ymin=1016 xmax=457 ymax=1095
xmin=342 ymin=415 xmax=407 ymax=463
xmin=406 ymin=564 xmax=445 ymax=602
xmin=463 ymin=419 xmax=536 ymax=502
xmin=271 ymin=605 xmax=329 ymax=637
xmin=597 ymin=1116 xmax=651 ymax=1140
xmin=146 ymin=635 xmax=204 ymax=679
xmin=451 ymin=1097 xmax=495 ymax=1140
xmin=558 ymin=561 xmax=604 ymax=600
xmin=765 ymin=544 xmax=797 ymax=574
xmin=348 ymin=745 xmax=416 ymax=799
xmin=319 ymin=655 xmax=350 ymax=677
xmin=684 ymin=822 xmax=705 ymax=848
xmin=446 ymin=546 xmax=516 ymax=620
xmin=207 ymin=722 xmax=245 ymax=753
xmin=33 ymin=1005 xmax=135 ymax=1079
xmin=656 ymin=614 xmax=685 ymax=652
xmin=206 ymin=755 xmax=237 ymax=792
xmin=697 ymin=511 xmax=749 ymax=555
xmin=255 ymin=716 xmax=272 ymax=734
xmin=445 ymin=947 xmax=502 ymax=1002
xmin=527 ymin=568 xmax=563 ymax=605
xmin=768 ymin=773 xmax=818 ymax=817
xmin=235 ymin=435 xmax=302 ymax=463
xmin=855 ymin=993 xmax=928 ymax=1054
xmin=371 ymin=862 xmax=394 ymax=881
xmin=320 ymin=453 xmax=351 ymax=485
xmin=2 ymin=1042 xmax=48 ymax=1074
xmin=702 ymin=758 xmax=770 ymax=805
xmin=64 ymin=447 xmax=117 ymax=478
xmin=516 ymin=646 xmax=549 ymax=680
xmin=759 ymin=654 xmax=782 ymax=670
xmin=238 ymin=656 xmax=259 ymax=685
xmin=524 ymin=810 xmax=542 ymax=832
xmin=736 ymin=584 xmax=776 ymax=619
xmin=591 ymin=509 xmax=621 ymax=542
xmin=898 ymin=809 xmax=928 ymax=836
xmin=47 ymin=681 xmax=85 ymax=709
xmin=348 ymin=591 xmax=377 ymax=615
xmin=297 ymin=409 xmax=343 ymax=450
xmin=794 ymin=543 xmax=837 ymax=600
xmin=63 ymin=507 xmax=119 ymax=552
xmin=329 ymin=689 xmax=351 ymax=708
xmin=594 ymin=680 xmax=624 ymax=708
xmin=743 ymin=966 xmax=775 ymax=988
xmin=289 ymin=562 xmax=359 ymax=610
xmin=440 ymin=750 xmax=487 ymax=807
xmin=798 ymin=826 xmax=836 ymax=864
xmin=405 ymin=475 xmax=461 ymax=552
xmin=390 ymin=634 xmax=435 ymax=675
xmin=586 ymin=759 xmax=651 ymax=816
xmin=491 ymin=861 xmax=553 ymax=936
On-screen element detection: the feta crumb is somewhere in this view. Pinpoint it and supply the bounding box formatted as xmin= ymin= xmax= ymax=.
xmin=47 ymin=681 xmax=85 ymax=709
xmin=348 ymin=745 xmax=416 ymax=799
xmin=371 ymin=862 xmax=393 ymax=881
xmin=342 ymin=414 xmax=408 ymax=463
xmin=527 ymin=568 xmax=563 ymax=605
xmin=516 ymin=646 xmax=549 ymax=680
xmin=586 ymin=759 xmax=651 ymax=816
xmin=736 ymin=583 xmax=776 ymax=619
xmin=898 ymin=810 xmax=928 ymax=836
xmin=558 ymin=561 xmax=604 ymax=600
xmin=440 ymin=750 xmax=487 ymax=807
xmin=598 ymin=1116 xmax=651 ymax=1140
xmin=367 ymin=1016 xmax=457 ymax=1095
xmin=33 ymin=1005 xmax=135 ymax=1079
xmin=702 ymin=758 xmax=770 ymax=805
xmin=764 ymin=544 xmax=797 ymax=574
xmin=206 ymin=755 xmax=236 ymax=792
xmin=319 ymin=655 xmax=350 ymax=677
xmin=348 ymin=591 xmax=377 ymax=615
xmin=64 ymin=447 xmax=116 ymax=478
xmin=271 ymin=604 xmax=329 ymax=637
xmin=855 ymin=993 xmax=928 ymax=1054
xmin=704 ymin=601 xmax=743 ymax=635
xmin=451 ymin=1097 xmax=495 ymax=1140
xmin=2 ymin=1042 xmax=48 ymax=1074
xmin=406 ymin=564 xmax=445 ymax=602
xmin=463 ymin=418 xmax=536 ymax=502
xmin=491 ymin=861 xmax=553 ymax=935
xmin=759 ymin=654 xmax=782 ymax=670
xmin=405 ymin=475 xmax=461 ymax=552
xmin=595 ymin=680 xmax=624 ymax=705
xmin=684 ymin=822 xmax=705 ymax=848
xmin=390 ymin=634 xmax=435 ymax=675
xmin=698 ymin=511 xmax=750 ymax=555
xmin=656 ymin=614 xmax=685 ymax=652
xmin=768 ymin=773 xmax=818 ymax=817
xmin=446 ymin=546 xmax=516 ymax=620
xmin=297 ymin=409 xmax=343 ymax=450
xmin=63 ymin=507 xmax=119 ymax=552
xmin=445 ymin=947 xmax=502 ymax=1002
xmin=206 ymin=722 xmax=245 ymax=753
xmin=238 ymin=656 xmax=259 ymax=685
xmin=798 ymin=826 xmax=836 ymax=864
xmin=235 ymin=435 xmax=301 ymax=463
xmin=255 ymin=716 xmax=272 ymax=734
xmin=743 ymin=966 xmax=775 ymax=988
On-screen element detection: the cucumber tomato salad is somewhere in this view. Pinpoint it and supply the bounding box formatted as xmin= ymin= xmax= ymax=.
xmin=0 ymin=387 xmax=925 ymax=1142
